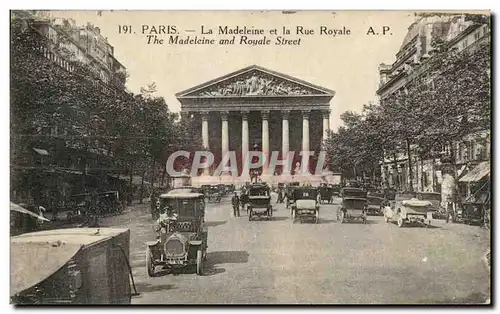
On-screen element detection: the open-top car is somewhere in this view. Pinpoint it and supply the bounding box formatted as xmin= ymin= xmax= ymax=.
xmin=383 ymin=192 xmax=416 ymax=215
xmin=384 ymin=197 xmax=435 ymax=227
xmin=145 ymin=191 xmax=207 ymax=276
xmin=247 ymin=183 xmax=273 ymax=221
xmin=291 ymin=187 xmax=320 ymax=223
xmin=337 ymin=187 xmax=368 ymax=223
xmin=366 ymin=191 xmax=385 ymax=216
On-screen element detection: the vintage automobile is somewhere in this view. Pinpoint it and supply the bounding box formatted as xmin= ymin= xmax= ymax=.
xmin=461 ymin=190 xmax=490 ymax=225
xmin=318 ymin=184 xmax=334 ymax=204
xmin=383 ymin=188 xmax=397 ymax=202
xmin=217 ymin=184 xmax=227 ymax=196
xmin=11 ymin=228 xmax=134 ymax=304
xmin=169 ymin=186 xmax=203 ymax=194
xmin=366 ymin=191 xmax=385 ymax=215
xmin=225 ymin=184 xmax=235 ymax=194
xmin=337 ymin=187 xmax=368 ymax=223
xmin=462 ymin=202 xmax=486 ymax=225
xmin=247 ymin=183 xmax=273 ymax=220
xmin=145 ymin=191 xmax=207 ymax=276
xmin=384 ymin=192 xmax=416 ymax=213
xmin=97 ymin=191 xmax=124 ymax=217
xmin=66 ymin=193 xmax=92 ymax=222
xmin=201 ymin=184 xmax=211 ymax=196
xmin=291 ymin=187 xmax=320 ymax=223
xmin=346 ymin=180 xmax=362 ymax=188
xmin=206 ymin=185 xmax=222 ymax=203
xmin=416 ymin=192 xmax=445 ymax=219
xmin=384 ymin=197 xmax=435 ymax=227
xmin=330 ymin=184 xmax=342 ymax=197
xmin=285 ymin=182 xmax=300 ymax=209
xmin=364 ymin=186 xmax=379 ymax=193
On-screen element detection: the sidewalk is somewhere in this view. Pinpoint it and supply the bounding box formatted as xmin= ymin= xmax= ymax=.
xmin=39 ymin=198 xmax=150 ymax=230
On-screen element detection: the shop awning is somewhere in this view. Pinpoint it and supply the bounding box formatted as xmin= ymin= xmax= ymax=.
xmin=459 ymin=161 xmax=490 ymax=182
xmin=10 ymin=203 xmax=50 ymax=222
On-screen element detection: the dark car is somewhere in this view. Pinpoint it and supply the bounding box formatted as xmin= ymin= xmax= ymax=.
xmin=318 ymin=184 xmax=334 ymax=204
xmin=416 ymin=192 xmax=445 ymax=219
xmin=247 ymin=183 xmax=272 ymax=221
xmin=145 ymin=191 xmax=208 ymax=276
xmin=366 ymin=191 xmax=385 ymax=215
xmin=338 ymin=188 xmax=368 ymax=224
xmin=291 ymin=187 xmax=320 ymax=223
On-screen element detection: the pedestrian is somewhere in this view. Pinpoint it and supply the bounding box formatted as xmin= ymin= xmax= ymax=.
xmin=231 ymin=192 xmax=240 ymax=217
xmin=88 ymin=190 xmax=100 ymax=227
xmin=276 ymin=188 xmax=284 ymax=204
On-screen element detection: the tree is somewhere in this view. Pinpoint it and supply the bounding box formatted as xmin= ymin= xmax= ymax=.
xmin=324 ymin=105 xmax=384 ymax=182
xmin=10 ymin=19 xmax=187 ymax=205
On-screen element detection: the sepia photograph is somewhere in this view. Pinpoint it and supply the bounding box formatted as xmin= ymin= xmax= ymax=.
xmin=9 ymin=9 xmax=491 ymax=305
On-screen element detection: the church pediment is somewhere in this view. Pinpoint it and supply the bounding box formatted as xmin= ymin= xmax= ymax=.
xmin=176 ymin=65 xmax=335 ymax=98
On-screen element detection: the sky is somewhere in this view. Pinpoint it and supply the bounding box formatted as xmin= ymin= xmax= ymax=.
xmin=51 ymin=10 xmax=417 ymax=130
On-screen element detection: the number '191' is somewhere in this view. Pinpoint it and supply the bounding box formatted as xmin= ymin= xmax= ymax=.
xmin=118 ymin=25 xmax=132 ymax=34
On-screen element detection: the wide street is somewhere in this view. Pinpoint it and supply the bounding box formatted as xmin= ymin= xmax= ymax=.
xmin=100 ymin=194 xmax=490 ymax=304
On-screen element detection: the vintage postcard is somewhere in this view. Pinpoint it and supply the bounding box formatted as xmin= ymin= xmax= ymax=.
xmin=10 ymin=10 xmax=491 ymax=304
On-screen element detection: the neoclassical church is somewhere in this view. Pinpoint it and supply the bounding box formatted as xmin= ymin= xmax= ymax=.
xmin=176 ymin=65 xmax=336 ymax=185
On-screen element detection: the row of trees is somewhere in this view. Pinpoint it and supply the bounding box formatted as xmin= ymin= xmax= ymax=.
xmin=325 ymin=15 xmax=490 ymax=193
xmin=11 ymin=18 xmax=202 ymax=203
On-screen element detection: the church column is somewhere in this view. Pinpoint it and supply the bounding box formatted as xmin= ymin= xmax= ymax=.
xmin=282 ymin=110 xmax=290 ymax=174
xmin=241 ymin=110 xmax=249 ymax=178
xmin=201 ymin=111 xmax=210 ymax=176
xmin=322 ymin=109 xmax=330 ymax=144
xmin=261 ymin=110 xmax=270 ymax=175
xmin=301 ymin=110 xmax=311 ymax=174
xmin=221 ymin=111 xmax=229 ymax=165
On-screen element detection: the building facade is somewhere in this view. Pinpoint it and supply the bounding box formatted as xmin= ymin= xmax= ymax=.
xmin=376 ymin=14 xmax=490 ymax=199
xmin=11 ymin=12 xmax=134 ymax=206
xmin=177 ymin=65 xmax=335 ymax=185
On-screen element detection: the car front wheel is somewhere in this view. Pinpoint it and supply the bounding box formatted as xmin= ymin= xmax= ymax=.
xmin=146 ymin=247 xmax=155 ymax=277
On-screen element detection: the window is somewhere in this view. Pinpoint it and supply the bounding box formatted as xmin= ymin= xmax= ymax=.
xmin=422 ymin=172 xmax=429 ymax=187
xmin=470 ymin=141 xmax=476 ymax=160
xmin=462 ymin=39 xmax=468 ymax=49
xmin=474 ymin=31 xmax=481 ymax=41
